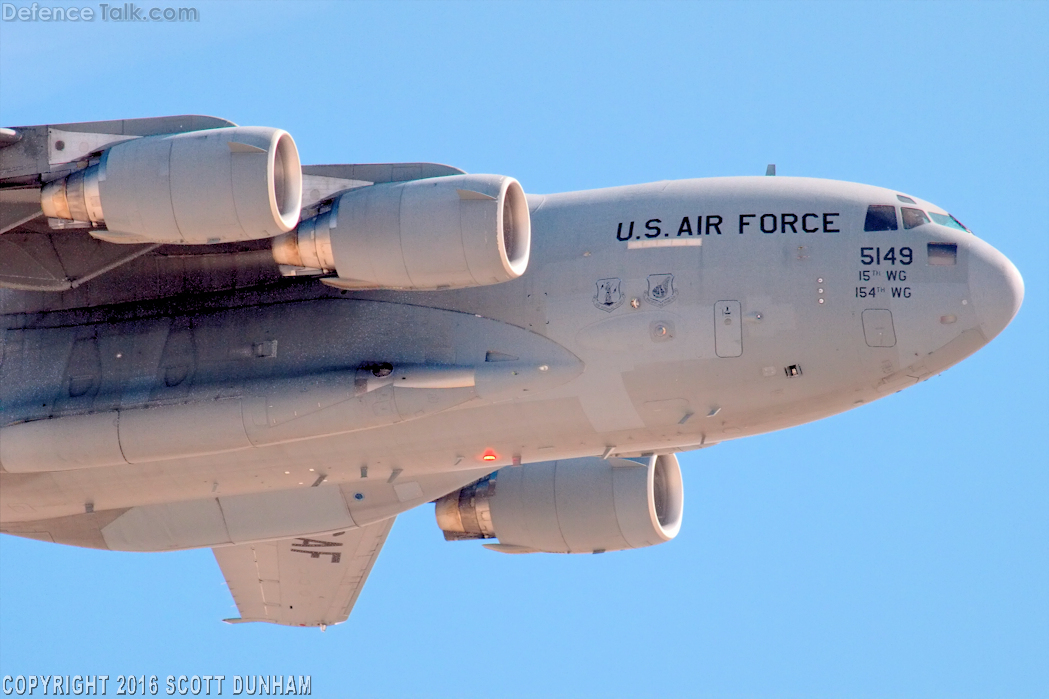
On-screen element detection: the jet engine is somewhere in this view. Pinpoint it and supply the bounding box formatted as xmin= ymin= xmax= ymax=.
xmin=435 ymin=454 xmax=684 ymax=554
xmin=41 ymin=126 xmax=302 ymax=244
xmin=272 ymin=174 xmax=531 ymax=290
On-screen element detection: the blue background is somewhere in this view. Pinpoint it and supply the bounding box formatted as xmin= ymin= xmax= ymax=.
xmin=1 ymin=2 xmax=1046 ymax=697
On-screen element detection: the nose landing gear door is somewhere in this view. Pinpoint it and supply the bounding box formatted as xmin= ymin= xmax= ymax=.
xmin=715 ymin=301 xmax=743 ymax=357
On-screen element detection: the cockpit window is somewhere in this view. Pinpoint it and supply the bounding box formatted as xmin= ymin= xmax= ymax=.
xmin=864 ymin=205 xmax=898 ymax=231
xmin=896 ymin=194 xmax=916 ymax=204
xmin=929 ymin=212 xmax=969 ymax=232
xmin=902 ymin=207 xmax=930 ymax=229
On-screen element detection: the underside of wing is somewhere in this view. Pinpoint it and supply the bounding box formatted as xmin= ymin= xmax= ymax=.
xmin=213 ymin=517 xmax=395 ymax=628
xmin=0 ymin=115 xmax=471 ymax=298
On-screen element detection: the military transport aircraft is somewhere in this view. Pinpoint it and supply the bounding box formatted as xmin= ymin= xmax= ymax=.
xmin=0 ymin=116 xmax=1023 ymax=628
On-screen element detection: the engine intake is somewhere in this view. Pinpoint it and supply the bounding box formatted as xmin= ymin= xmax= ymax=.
xmin=272 ymin=174 xmax=531 ymax=290
xmin=435 ymin=454 xmax=684 ymax=554
xmin=41 ymin=126 xmax=302 ymax=244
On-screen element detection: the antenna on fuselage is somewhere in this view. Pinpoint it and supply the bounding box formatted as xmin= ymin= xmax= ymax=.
xmin=765 ymin=164 xmax=776 ymax=176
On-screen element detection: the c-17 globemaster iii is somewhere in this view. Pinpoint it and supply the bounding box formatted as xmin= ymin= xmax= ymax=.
xmin=0 ymin=116 xmax=1023 ymax=628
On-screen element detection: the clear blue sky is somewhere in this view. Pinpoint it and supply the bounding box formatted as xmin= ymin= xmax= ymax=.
xmin=1 ymin=2 xmax=1046 ymax=697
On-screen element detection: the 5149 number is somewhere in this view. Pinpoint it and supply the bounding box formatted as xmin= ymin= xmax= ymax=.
xmin=860 ymin=246 xmax=912 ymax=266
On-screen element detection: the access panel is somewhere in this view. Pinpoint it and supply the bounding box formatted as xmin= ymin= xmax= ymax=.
xmin=714 ymin=301 xmax=743 ymax=357
xmin=862 ymin=309 xmax=897 ymax=347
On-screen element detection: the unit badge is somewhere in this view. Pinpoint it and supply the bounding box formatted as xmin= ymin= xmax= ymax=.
xmin=593 ymin=278 xmax=624 ymax=312
xmin=645 ymin=273 xmax=676 ymax=307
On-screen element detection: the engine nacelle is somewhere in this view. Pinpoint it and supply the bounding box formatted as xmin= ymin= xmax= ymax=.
xmin=272 ymin=174 xmax=530 ymax=290
xmin=435 ymin=455 xmax=684 ymax=554
xmin=41 ymin=126 xmax=302 ymax=244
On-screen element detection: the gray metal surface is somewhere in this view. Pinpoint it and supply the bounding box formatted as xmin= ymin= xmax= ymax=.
xmin=0 ymin=116 xmax=1025 ymax=627
xmin=214 ymin=517 xmax=395 ymax=628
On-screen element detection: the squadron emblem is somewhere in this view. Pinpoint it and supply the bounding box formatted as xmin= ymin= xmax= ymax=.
xmin=593 ymin=278 xmax=624 ymax=312
xmin=645 ymin=273 xmax=676 ymax=307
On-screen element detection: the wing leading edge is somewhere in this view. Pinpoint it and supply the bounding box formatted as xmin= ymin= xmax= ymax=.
xmin=213 ymin=517 xmax=395 ymax=628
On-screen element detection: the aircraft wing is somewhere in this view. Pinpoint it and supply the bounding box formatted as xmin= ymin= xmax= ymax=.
xmin=213 ymin=517 xmax=395 ymax=628
xmin=0 ymin=115 xmax=466 ymax=293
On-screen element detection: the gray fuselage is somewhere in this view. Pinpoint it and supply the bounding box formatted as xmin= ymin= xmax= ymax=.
xmin=0 ymin=176 xmax=1023 ymax=549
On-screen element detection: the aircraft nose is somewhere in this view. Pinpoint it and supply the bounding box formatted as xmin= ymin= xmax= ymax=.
xmin=968 ymin=238 xmax=1024 ymax=342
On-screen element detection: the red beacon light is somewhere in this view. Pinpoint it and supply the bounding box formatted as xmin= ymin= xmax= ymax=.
xmin=481 ymin=450 xmax=498 ymax=462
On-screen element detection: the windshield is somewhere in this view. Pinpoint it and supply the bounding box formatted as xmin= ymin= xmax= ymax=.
xmin=929 ymin=212 xmax=970 ymax=232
